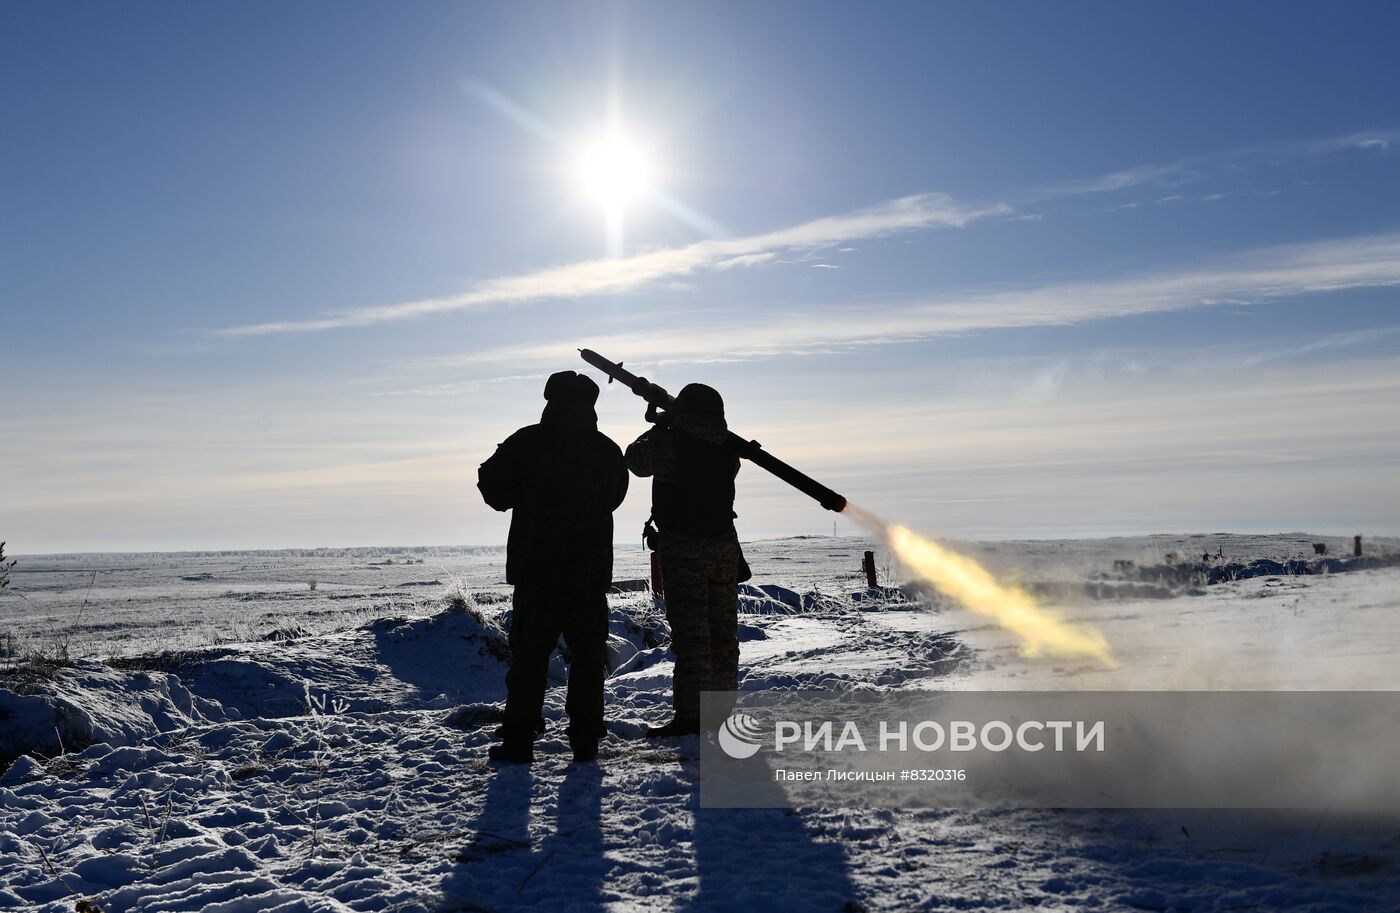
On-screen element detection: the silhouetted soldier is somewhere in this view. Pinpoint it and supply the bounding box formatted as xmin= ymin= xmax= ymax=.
xmin=478 ymin=371 xmax=628 ymax=763
xmin=626 ymin=383 xmax=746 ymax=737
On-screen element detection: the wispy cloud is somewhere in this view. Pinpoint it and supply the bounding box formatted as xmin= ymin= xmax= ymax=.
xmin=1292 ymin=129 xmax=1399 ymax=156
xmin=715 ymin=252 xmax=777 ymax=270
xmin=1041 ymin=128 xmax=1399 ymax=199
xmin=217 ymin=193 xmax=1005 ymax=337
xmin=436 ymin=232 xmax=1400 ymax=368
xmin=1239 ymin=325 xmax=1400 ymax=367
xmin=369 ymin=372 xmax=549 ymax=398
xmin=1054 ymin=162 xmax=1189 ymax=196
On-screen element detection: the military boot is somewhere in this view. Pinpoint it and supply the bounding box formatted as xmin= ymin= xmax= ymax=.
xmin=487 ymin=740 xmax=534 ymax=764
xmin=646 ymin=718 xmax=700 ymax=738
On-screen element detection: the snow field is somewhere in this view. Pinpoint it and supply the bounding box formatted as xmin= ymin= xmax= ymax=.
xmin=3 ymin=536 xmax=1400 ymax=910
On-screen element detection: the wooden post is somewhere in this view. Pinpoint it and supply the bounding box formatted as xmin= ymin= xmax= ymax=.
xmin=1354 ymin=535 xmax=1363 ymax=557
xmin=650 ymin=552 xmax=665 ymax=597
xmin=863 ymin=550 xmax=877 ymax=589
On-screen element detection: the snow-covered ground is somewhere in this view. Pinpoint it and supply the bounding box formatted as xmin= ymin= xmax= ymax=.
xmin=3 ymin=534 xmax=1399 ymax=911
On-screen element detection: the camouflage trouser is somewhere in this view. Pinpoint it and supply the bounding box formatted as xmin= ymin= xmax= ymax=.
xmin=659 ymin=534 xmax=740 ymax=724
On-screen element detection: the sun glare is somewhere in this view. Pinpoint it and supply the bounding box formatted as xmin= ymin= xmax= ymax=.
xmin=573 ymin=129 xmax=655 ymax=212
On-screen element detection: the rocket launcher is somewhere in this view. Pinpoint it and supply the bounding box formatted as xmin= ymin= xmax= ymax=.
xmin=579 ymin=348 xmax=848 ymax=513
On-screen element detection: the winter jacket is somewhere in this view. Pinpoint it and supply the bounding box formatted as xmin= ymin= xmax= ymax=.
xmin=478 ymin=399 xmax=629 ymax=591
xmin=626 ymin=413 xmax=740 ymax=539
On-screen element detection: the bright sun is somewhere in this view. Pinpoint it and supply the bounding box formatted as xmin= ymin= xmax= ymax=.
xmin=573 ymin=129 xmax=655 ymax=212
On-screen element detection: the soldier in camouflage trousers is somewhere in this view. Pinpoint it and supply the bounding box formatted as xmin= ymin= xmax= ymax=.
xmin=658 ymin=533 xmax=741 ymax=726
xmin=626 ymin=382 xmax=747 ymax=737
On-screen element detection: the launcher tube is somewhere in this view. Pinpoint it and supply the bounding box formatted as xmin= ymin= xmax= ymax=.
xmin=579 ymin=348 xmax=848 ymax=513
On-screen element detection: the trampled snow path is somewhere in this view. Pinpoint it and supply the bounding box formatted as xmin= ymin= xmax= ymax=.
xmin=3 ymin=561 xmax=1400 ymax=911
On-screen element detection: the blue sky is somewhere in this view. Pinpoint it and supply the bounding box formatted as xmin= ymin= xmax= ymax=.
xmin=3 ymin=2 xmax=1399 ymax=553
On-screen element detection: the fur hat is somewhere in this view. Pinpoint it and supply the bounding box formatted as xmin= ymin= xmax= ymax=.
xmin=543 ymin=371 xmax=600 ymax=406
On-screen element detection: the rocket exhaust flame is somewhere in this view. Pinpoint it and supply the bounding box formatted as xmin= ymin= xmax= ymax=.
xmin=844 ymin=504 xmax=1116 ymax=667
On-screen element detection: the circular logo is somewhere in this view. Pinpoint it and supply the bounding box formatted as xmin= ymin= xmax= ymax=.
xmin=717 ymin=712 xmax=765 ymax=759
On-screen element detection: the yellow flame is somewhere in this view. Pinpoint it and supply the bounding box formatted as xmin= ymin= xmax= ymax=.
xmin=847 ymin=505 xmax=1116 ymax=667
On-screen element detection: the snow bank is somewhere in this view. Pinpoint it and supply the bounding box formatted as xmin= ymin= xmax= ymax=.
xmin=0 ymin=605 xmax=518 ymax=769
xmin=0 ymin=663 xmax=224 ymax=769
xmin=0 ymin=597 xmax=681 ymax=773
xmin=738 ymin=582 xmax=910 ymax=614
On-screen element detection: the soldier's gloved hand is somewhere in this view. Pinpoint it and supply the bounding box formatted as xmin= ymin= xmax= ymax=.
xmin=645 ymin=402 xmax=674 ymax=427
